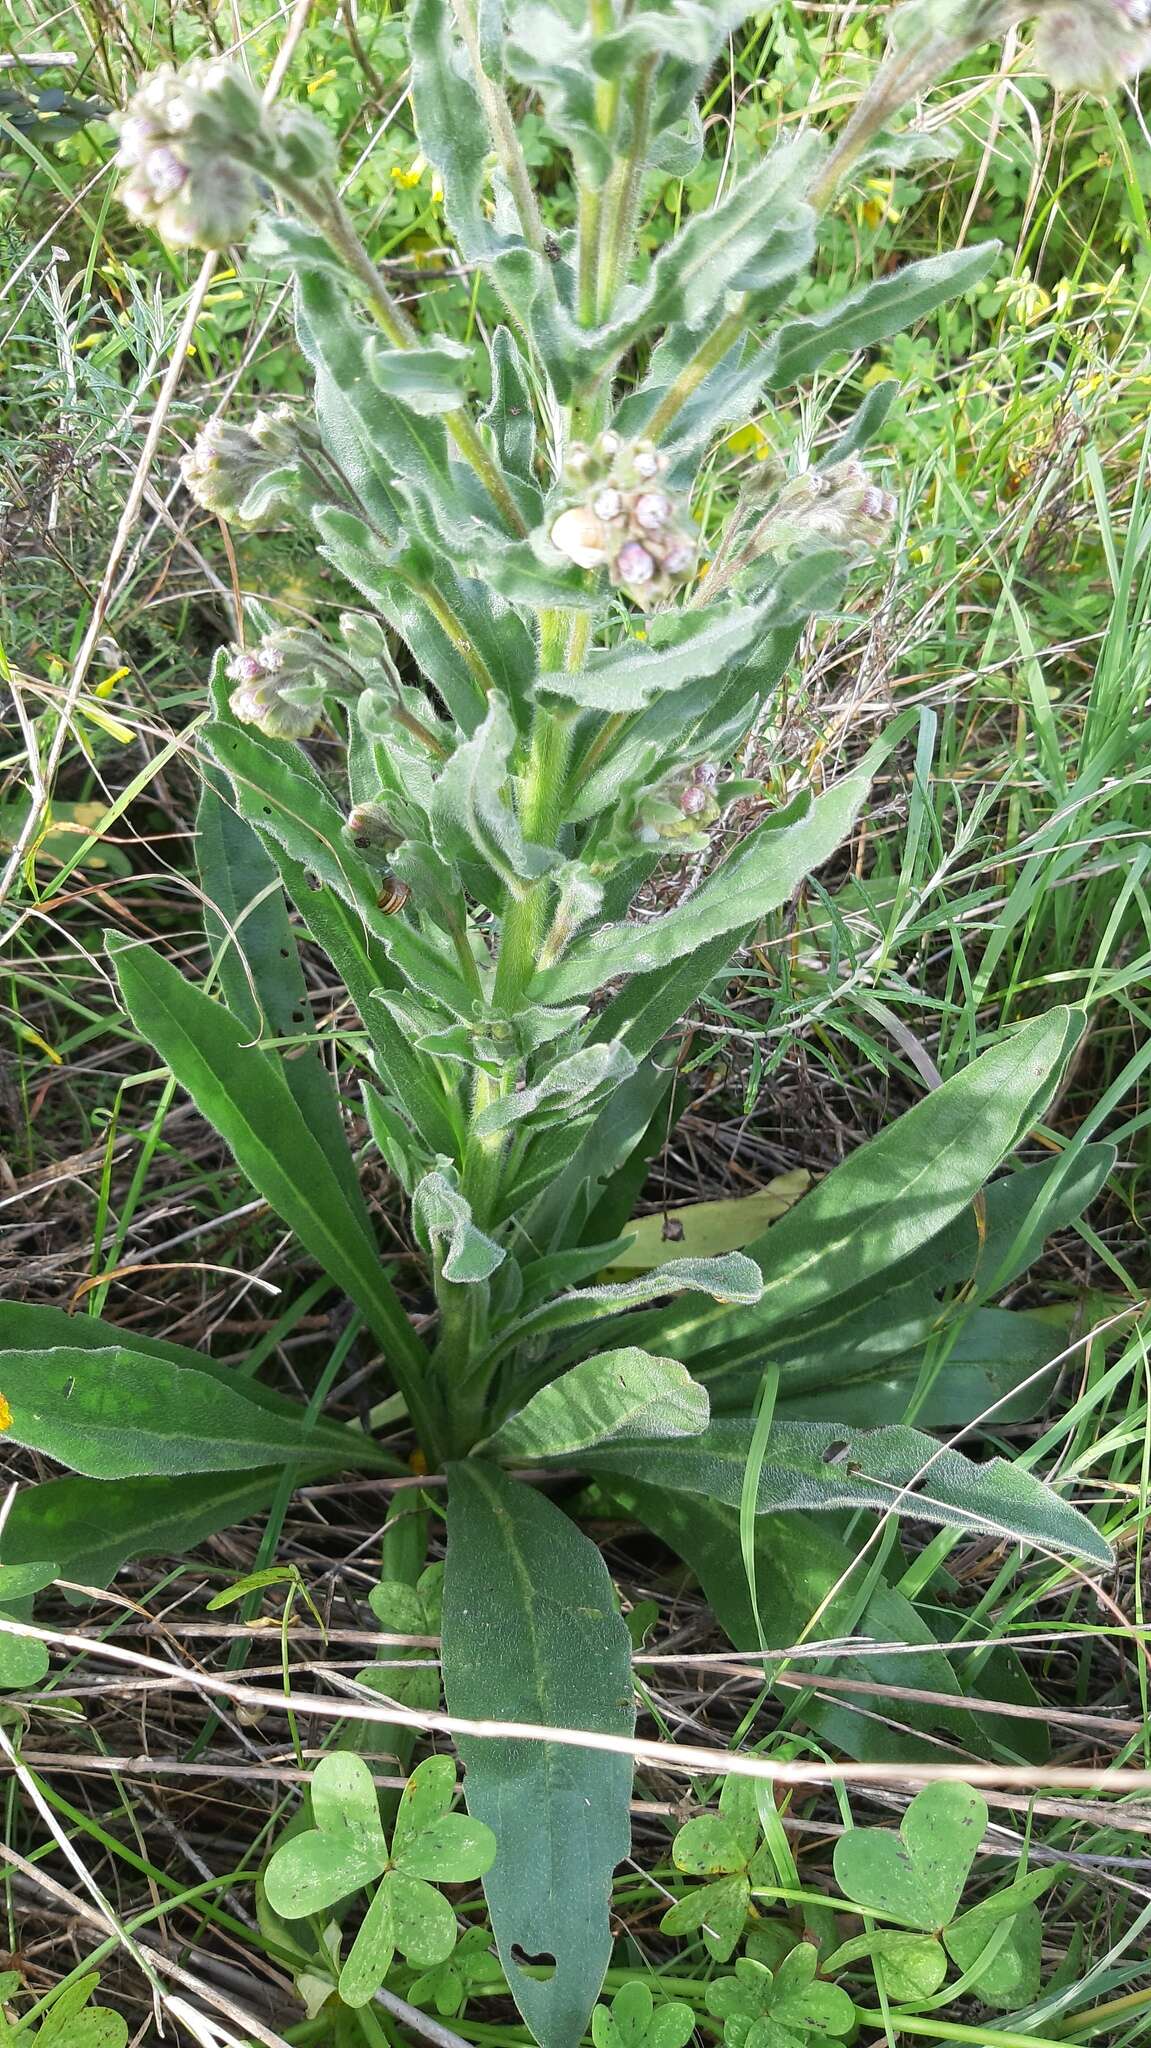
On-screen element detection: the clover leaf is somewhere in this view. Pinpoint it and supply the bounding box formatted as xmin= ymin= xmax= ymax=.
xmin=356 ymin=1563 xmax=443 ymax=1710
xmin=264 ymin=1752 xmax=496 ymax=2008
xmin=409 ymin=1923 xmax=505 ymax=2016
xmin=705 ymin=1953 xmax=855 ymax=2048
xmin=661 ymin=1775 xmax=773 ymax=1960
xmin=832 ymin=1783 xmax=988 ymax=1933
xmin=0 ymin=1971 xmax=128 ymax=2046
xmin=591 ymin=1978 xmax=696 ymax=2048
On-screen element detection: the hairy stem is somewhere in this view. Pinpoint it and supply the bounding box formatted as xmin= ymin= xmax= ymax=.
xmin=449 ymin=0 xmax=547 ymax=255
xmin=287 ymin=177 xmax=528 ymax=538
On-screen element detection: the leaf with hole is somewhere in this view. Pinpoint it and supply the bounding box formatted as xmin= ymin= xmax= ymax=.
xmin=442 ymin=1461 xmax=635 ymax=2048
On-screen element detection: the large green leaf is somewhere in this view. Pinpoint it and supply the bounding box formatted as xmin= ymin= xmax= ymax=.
xmin=766 ymin=244 xmax=999 ymax=387
xmin=536 ymin=776 xmax=868 ymax=1003
xmin=617 ymin=1009 xmax=1081 ymax=1368
xmin=771 ymin=1305 xmax=1074 ymax=1428
xmin=0 ymin=1468 xmax=282 ymax=1588
xmin=579 ymin=1418 xmax=1111 ymax=1564
xmin=603 ymin=1483 xmax=1046 ymax=1765
xmin=690 ymin=1140 xmax=1116 ymax=1401
xmin=107 ymin=933 xmax=428 ymax=1387
xmin=0 ymin=1346 xmax=387 ymax=1479
xmin=487 ymin=1349 xmax=709 ymax=1459
xmin=441 ymin=1462 xmax=635 ymax=2048
xmin=538 ymin=604 xmax=768 ymax=713
xmin=197 ymin=776 xmax=364 ymax=1206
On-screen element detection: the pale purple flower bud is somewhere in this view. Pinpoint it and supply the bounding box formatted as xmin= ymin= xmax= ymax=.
xmin=116 ymin=113 xmax=159 ymax=166
xmin=691 ymin=762 xmax=719 ymax=790
xmin=633 ymin=447 xmax=661 ymax=480
xmin=616 ymin=541 xmax=655 ymax=586
xmin=599 ymin=430 xmax=621 ymax=459
xmin=593 ymin=488 xmax=623 ymax=522
xmin=680 ymin=783 xmax=710 ymax=817
xmin=1032 ymin=0 xmax=1151 ymax=88
xmin=634 ymin=491 xmax=672 ymax=533
xmin=227 ymin=651 xmax=267 ymax=685
xmin=662 ymin=539 xmax=698 ymax=576
xmin=145 ymin=146 xmax=189 ymax=201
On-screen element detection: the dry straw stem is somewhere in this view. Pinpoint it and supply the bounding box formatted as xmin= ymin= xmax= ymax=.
xmin=0 ymin=0 xmax=315 ymax=912
xmin=2 ymin=1614 xmax=1150 ymax=1801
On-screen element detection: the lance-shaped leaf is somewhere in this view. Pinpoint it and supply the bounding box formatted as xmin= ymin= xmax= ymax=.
xmin=414 ymin=1168 xmax=505 ymax=1283
xmin=579 ymin=1417 xmax=1113 ymax=1565
xmin=432 ymin=695 xmax=560 ymax=897
xmin=197 ymin=776 xmax=363 ymax=1207
xmin=107 ymin=933 xmax=428 ymax=1382
xmin=474 ymin=1041 xmax=637 ymax=1137
xmin=369 ymin=334 xmax=474 ymax=414
xmin=617 ymin=1008 xmax=1083 ymax=1369
xmin=205 ymin=716 xmax=476 ymax=1022
xmin=409 ymin=0 xmax=498 ymax=258
xmin=0 ymin=1468 xmax=285 ymax=1592
xmin=482 ymin=326 xmax=539 ymax=496
xmin=536 ymin=775 xmax=867 ymax=1003
xmin=537 ymin=603 xmax=767 ymax=713
xmin=607 ymin=1483 xmax=1046 ymax=1766
xmin=484 ymin=1253 xmax=763 ymax=1373
xmin=487 ymin=1349 xmax=709 ymax=1460
xmin=506 ymin=5 xmax=612 ymax=184
xmin=766 ymin=243 xmax=1000 ymax=387
xmin=644 ymin=135 xmax=820 ymax=330
xmin=0 ymin=1346 xmax=388 ymax=1480
xmin=442 ymin=1462 xmax=635 ymax=2048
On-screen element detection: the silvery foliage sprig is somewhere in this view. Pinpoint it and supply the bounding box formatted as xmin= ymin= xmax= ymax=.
xmin=107 ymin=0 xmax=1139 ymax=1464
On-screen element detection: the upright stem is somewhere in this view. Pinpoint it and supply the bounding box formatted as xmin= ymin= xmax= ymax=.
xmin=597 ymin=54 xmax=656 ymax=319
xmin=287 ymin=177 xmax=528 ymax=538
xmin=449 ymin=0 xmax=547 ymax=255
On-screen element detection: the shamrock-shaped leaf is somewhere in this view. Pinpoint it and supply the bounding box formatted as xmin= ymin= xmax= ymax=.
xmin=264 ymin=1753 xmax=496 ymax=2008
xmin=706 ymin=1953 xmax=855 ymax=2048
xmin=660 ymin=1873 xmax=750 ymax=1961
xmin=357 ymin=1565 xmax=443 ymax=1710
xmin=832 ymin=1783 xmax=988 ymax=1932
xmin=5 ymin=1972 xmax=128 ymax=2046
xmin=943 ymin=1868 xmax=1056 ymax=2008
xmin=409 ymin=1923 xmax=505 ymax=2016
xmin=822 ymin=1929 xmax=947 ymax=2003
xmin=591 ymin=1978 xmax=696 ymax=2048
xmin=663 ymin=1775 xmax=769 ymax=1958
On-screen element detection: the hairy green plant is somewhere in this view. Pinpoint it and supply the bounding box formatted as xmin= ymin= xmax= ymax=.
xmin=0 ymin=6 xmax=1130 ymax=2044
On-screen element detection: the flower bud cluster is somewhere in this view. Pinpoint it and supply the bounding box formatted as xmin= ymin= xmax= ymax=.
xmin=892 ymin=0 xmax=1151 ymax=91
xmin=181 ymin=406 xmax=302 ymax=523
xmin=225 ymin=628 xmax=344 ymax=741
xmin=632 ymin=762 xmax=721 ymax=851
xmin=115 ymin=61 xmax=333 ymax=250
xmin=766 ymin=458 xmax=897 ymax=554
xmin=549 ymin=431 xmax=698 ymax=608
xmin=1031 ymin=0 xmax=1151 ymax=90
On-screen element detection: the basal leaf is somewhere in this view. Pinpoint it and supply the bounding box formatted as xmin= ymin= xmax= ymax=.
xmin=0 ymin=1346 xmax=383 ymax=1480
xmin=581 ymin=1417 xmax=1112 ymax=1564
xmin=442 ymin=1462 xmax=635 ymax=2048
